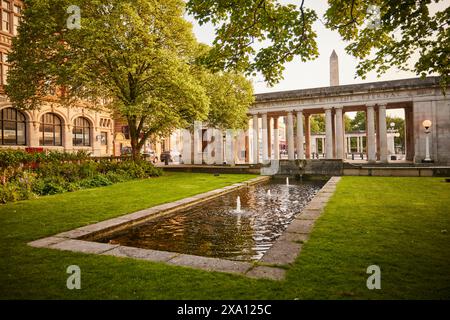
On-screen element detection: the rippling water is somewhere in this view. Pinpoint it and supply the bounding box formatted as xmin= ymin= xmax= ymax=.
xmin=98 ymin=179 xmax=324 ymax=261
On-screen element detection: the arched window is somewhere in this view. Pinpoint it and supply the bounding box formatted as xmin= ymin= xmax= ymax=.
xmin=39 ymin=113 xmax=62 ymax=146
xmin=0 ymin=107 xmax=26 ymax=145
xmin=72 ymin=117 xmax=91 ymax=146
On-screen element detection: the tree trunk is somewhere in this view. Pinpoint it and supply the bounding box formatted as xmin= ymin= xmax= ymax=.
xmin=130 ymin=135 xmax=141 ymax=161
xmin=128 ymin=116 xmax=141 ymax=162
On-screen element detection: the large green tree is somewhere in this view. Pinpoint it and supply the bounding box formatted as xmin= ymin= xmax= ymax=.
xmin=203 ymin=71 xmax=254 ymax=130
xmin=187 ymin=0 xmax=449 ymax=88
xmin=6 ymin=0 xmax=251 ymax=160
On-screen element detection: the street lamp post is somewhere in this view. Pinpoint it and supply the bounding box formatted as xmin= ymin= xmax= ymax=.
xmin=422 ymin=120 xmax=432 ymax=163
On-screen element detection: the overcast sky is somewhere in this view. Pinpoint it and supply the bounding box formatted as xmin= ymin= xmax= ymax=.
xmin=186 ymin=1 xmax=446 ymax=118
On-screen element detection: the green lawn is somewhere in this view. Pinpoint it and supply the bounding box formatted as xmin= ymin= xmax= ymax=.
xmin=1 ymin=174 xmax=449 ymax=299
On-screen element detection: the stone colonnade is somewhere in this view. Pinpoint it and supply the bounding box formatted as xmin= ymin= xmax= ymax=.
xmin=249 ymin=104 xmax=389 ymax=164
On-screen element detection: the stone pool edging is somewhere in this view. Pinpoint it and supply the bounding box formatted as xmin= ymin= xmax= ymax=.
xmin=251 ymin=176 xmax=342 ymax=280
xmin=28 ymin=176 xmax=340 ymax=281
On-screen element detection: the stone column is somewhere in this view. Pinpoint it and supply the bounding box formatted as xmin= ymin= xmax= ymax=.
xmin=261 ymin=113 xmax=269 ymax=163
xmin=252 ymin=114 xmax=259 ymax=164
xmin=356 ymin=136 xmax=362 ymax=153
xmin=296 ymin=110 xmax=305 ymax=159
xmin=344 ymin=135 xmax=347 ymax=157
xmin=64 ymin=124 xmax=73 ymax=153
xmin=378 ymin=103 xmax=388 ymax=163
xmin=375 ymin=108 xmax=381 ymax=160
xmin=194 ymin=121 xmax=203 ymax=164
xmin=304 ymin=114 xmax=311 ymax=159
xmin=335 ymin=106 xmax=344 ymax=159
xmin=324 ymin=107 xmax=333 ymax=159
xmin=273 ymin=116 xmax=280 ymax=160
xmin=29 ymin=118 xmax=40 ymax=147
xmin=332 ymin=111 xmax=336 ymax=158
xmin=366 ymin=105 xmax=376 ymax=163
xmin=287 ymin=112 xmax=295 ymax=160
xmin=267 ymin=117 xmax=272 ymax=159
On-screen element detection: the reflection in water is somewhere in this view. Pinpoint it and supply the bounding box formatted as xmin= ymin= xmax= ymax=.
xmin=98 ymin=179 xmax=324 ymax=261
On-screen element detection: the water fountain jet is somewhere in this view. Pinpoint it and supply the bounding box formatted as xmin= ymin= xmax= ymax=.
xmin=236 ymin=196 xmax=241 ymax=213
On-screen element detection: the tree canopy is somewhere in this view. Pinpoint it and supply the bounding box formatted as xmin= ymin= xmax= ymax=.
xmin=187 ymin=0 xmax=449 ymax=88
xmin=6 ymin=0 xmax=253 ymax=158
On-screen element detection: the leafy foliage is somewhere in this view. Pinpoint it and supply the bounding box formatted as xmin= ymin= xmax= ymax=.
xmin=187 ymin=0 xmax=448 ymax=88
xmin=0 ymin=150 xmax=162 ymax=204
xmin=325 ymin=0 xmax=449 ymax=89
xmin=308 ymin=114 xmax=352 ymax=134
xmin=187 ymin=0 xmax=319 ymax=86
xmin=203 ymin=71 xmax=254 ymax=130
xmin=7 ymin=0 xmax=254 ymax=159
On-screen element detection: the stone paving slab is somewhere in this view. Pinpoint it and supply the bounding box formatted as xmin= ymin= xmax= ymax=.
xmin=119 ymin=208 xmax=161 ymax=222
xmin=167 ymin=254 xmax=252 ymax=275
xmin=296 ymin=209 xmax=323 ymax=220
xmin=260 ymin=241 xmax=301 ymax=265
xmin=152 ymin=203 xmax=180 ymax=211
xmin=305 ymin=201 xmax=327 ymax=210
xmin=312 ymin=195 xmax=332 ymax=202
xmin=102 ymin=246 xmax=178 ymax=262
xmin=76 ymin=217 xmax=130 ymax=234
xmin=54 ymin=228 xmax=94 ymax=239
xmin=49 ymin=239 xmax=118 ymax=254
xmin=28 ymin=236 xmax=67 ymax=248
xmin=246 ymin=266 xmax=286 ymax=281
xmin=278 ymin=232 xmax=309 ymax=243
xmin=285 ymin=217 xmax=316 ymax=234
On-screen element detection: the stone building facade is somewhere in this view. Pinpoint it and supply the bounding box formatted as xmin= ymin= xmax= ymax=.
xmin=0 ymin=0 xmax=115 ymax=156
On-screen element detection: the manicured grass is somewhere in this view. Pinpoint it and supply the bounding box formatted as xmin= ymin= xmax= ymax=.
xmin=0 ymin=174 xmax=449 ymax=299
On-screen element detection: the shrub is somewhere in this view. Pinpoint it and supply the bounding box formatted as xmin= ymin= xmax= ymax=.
xmin=14 ymin=171 xmax=38 ymax=200
xmin=114 ymin=160 xmax=162 ymax=179
xmin=0 ymin=149 xmax=162 ymax=204
xmin=79 ymin=175 xmax=113 ymax=188
xmin=0 ymin=149 xmax=91 ymax=169
xmin=78 ymin=162 xmax=99 ymax=179
xmin=0 ymin=183 xmax=21 ymax=204
xmin=104 ymin=171 xmax=130 ymax=183
xmin=64 ymin=182 xmax=81 ymax=192
xmin=37 ymin=177 xmax=67 ymax=195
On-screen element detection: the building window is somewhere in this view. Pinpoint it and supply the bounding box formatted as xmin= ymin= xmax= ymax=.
xmin=100 ymin=132 xmax=108 ymax=146
xmin=100 ymin=118 xmax=111 ymax=128
xmin=2 ymin=0 xmax=11 ymax=10
xmin=12 ymin=11 xmax=18 ymax=34
xmin=72 ymin=117 xmax=91 ymax=146
xmin=39 ymin=113 xmax=62 ymax=146
xmin=1 ymin=52 xmax=9 ymax=85
xmin=0 ymin=107 xmax=26 ymax=145
xmin=1 ymin=1 xmax=11 ymax=33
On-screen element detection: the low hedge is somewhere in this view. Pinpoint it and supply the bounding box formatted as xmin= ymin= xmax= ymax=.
xmin=0 ymin=150 xmax=162 ymax=204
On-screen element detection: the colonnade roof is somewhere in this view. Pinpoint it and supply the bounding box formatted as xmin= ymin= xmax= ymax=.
xmin=254 ymin=76 xmax=442 ymax=104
